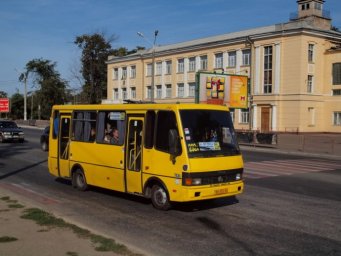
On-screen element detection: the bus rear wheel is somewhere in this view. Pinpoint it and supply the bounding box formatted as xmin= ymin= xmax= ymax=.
xmin=72 ymin=170 xmax=88 ymax=191
xmin=151 ymin=184 xmax=171 ymax=210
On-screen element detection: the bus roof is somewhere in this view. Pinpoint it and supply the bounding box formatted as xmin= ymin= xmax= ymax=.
xmin=52 ymin=103 xmax=230 ymax=112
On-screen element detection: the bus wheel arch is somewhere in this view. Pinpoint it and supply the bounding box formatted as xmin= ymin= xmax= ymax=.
xmin=71 ymin=165 xmax=88 ymax=191
xmin=144 ymin=178 xmax=171 ymax=211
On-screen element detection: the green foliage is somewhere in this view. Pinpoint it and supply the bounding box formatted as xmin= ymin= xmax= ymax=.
xmin=10 ymin=92 xmax=24 ymax=119
xmin=74 ymin=33 xmax=115 ymax=104
xmin=0 ymin=90 xmax=8 ymax=98
xmin=20 ymin=58 xmax=68 ymax=119
xmin=0 ymin=236 xmax=18 ymax=243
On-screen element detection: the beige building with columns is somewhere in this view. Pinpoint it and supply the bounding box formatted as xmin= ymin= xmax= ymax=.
xmin=106 ymin=0 xmax=341 ymax=133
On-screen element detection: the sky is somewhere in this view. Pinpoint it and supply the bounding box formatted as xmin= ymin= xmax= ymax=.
xmin=1 ymin=0 xmax=341 ymax=97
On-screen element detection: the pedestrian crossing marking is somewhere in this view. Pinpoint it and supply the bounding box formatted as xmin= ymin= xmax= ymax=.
xmin=244 ymin=159 xmax=341 ymax=179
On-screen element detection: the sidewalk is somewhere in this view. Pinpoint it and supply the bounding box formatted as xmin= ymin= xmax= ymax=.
xmin=0 ymin=188 xmax=140 ymax=256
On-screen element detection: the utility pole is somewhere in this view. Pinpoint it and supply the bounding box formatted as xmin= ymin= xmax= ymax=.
xmin=137 ymin=30 xmax=159 ymax=102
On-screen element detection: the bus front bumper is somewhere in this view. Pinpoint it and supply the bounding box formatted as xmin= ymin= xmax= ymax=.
xmin=179 ymin=181 xmax=244 ymax=202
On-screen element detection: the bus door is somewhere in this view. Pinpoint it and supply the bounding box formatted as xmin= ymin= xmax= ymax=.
xmin=125 ymin=117 xmax=144 ymax=194
xmin=58 ymin=115 xmax=71 ymax=178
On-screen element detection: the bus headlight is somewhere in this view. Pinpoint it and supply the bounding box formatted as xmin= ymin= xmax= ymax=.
xmin=184 ymin=178 xmax=202 ymax=186
xmin=192 ymin=178 xmax=202 ymax=185
xmin=236 ymin=173 xmax=241 ymax=180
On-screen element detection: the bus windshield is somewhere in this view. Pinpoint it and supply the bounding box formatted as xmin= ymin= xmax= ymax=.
xmin=180 ymin=109 xmax=240 ymax=158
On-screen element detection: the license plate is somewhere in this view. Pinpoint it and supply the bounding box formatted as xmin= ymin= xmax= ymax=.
xmin=214 ymin=188 xmax=228 ymax=195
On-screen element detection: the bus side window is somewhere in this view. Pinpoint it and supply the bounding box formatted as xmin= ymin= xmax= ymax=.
xmin=155 ymin=111 xmax=181 ymax=154
xmin=145 ymin=110 xmax=155 ymax=149
xmin=53 ymin=111 xmax=59 ymax=139
xmin=97 ymin=111 xmax=125 ymax=145
xmin=72 ymin=111 xmax=97 ymax=143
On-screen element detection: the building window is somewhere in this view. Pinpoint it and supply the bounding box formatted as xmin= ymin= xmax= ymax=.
xmin=188 ymin=82 xmax=196 ymax=97
xmin=113 ymin=89 xmax=119 ymax=100
xmin=122 ymin=88 xmax=127 ymax=100
xmin=177 ymin=83 xmax=184 ymax=98
xmin=333 ymin=112 xmax=341 ymax=125
xmin=242 ymin=49 xmax=251 ymax=66
xmin=230 ymin=109 xmax=235 ymax=123
xmin=307 ymin=75 xmax=313 ymax=93
xmin=189 ymin=57 xmax=196 ymax=72
xmin=146 ymin=64 xmax=152 ymax=76
xmin=146 ymin=86 xmax=151 ymax=99
xmin=166 ymin=61 xmax=172 ymax=75
xmin=156 ymin=62 xmax=162 ymax=75
xmin=130 ymin=66 xmax=136 ymax=78
xmin=315 ymin=2 xmax=322 ymax=10
xmin=308 ymin=44 xmax=314 ymax=63
xmin=177 ymin=59 xmax=184 ymax=73
xmin=200 ymin=55 xmax=208 ymax=70
xmin=302 ymin=3 xmax=310 ymax=10
xmin=166 ymin=84 xmax=172 ymax=98
xmin=308 ymin=107 xmax=315 ymax=126
xmin=264 ymin=46 xmax=273 ymax=94
xmin=130 ymin=87 xmax=136 ymax=99
xmin=240 ymin=109 xmax=249 ymax=124
xmin=113 ymin=68 xmax=118 ymax=80
xmin=156 ymin=85 xmax=162 ymax=99
xmin=122 ymin=67 xmax=127 ymax=80
xmin=332 ymin=89 xmax=341 ymax=96
xmin=228 ymin=51 xmax=236 ymax=67
xmin=333 ymin=63 xmax=341 ymax=85
xmin=215 ymin=53 xmax=223 ymax=69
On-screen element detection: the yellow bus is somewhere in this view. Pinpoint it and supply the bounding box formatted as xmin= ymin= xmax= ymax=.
xmin=48 ymin=103 xmax=244 ymax=210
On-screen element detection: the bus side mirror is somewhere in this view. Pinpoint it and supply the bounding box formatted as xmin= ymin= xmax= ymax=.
xmin=169 ymin=129 xmax=180 ymax=163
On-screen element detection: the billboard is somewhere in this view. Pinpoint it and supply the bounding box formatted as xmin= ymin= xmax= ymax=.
xmin=0 ymin=98 xmax=10 ymax=113
xmin=197 ymin=72 xmax=248 ymax=109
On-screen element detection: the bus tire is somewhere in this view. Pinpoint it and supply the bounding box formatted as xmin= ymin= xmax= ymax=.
xmin=72 ymin=169 xmax=88 ymax=191
xmin=151 ymin=184 xmax=171 ymax=211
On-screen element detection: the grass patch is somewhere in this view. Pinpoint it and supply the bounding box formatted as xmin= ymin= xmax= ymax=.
xmin=8 ymin=203 xmax=25 ymax=209
xmin=1 ymin=196 xmax=10 ymax=201
xmin=21 ymin=208 xmax=142 ymax=255
xmin=0 ymin=236 xmax=18 ymax=243
xmin=66 ymin=252 xmax=79 ymax=256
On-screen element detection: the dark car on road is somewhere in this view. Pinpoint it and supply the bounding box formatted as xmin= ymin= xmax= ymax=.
xmin=40 ymin=126 xmax=49 ymax=151
xmin=0 ymin=120 xmax=25 ymax=143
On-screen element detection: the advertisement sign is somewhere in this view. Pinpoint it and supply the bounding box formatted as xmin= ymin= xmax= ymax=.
xmin=230 ymin=76 xmax=248 ymax=108
xmin=197 ymin=72 xmax=248 ymax=109
xmin=0 ymin=98 xmax=10 ymax=113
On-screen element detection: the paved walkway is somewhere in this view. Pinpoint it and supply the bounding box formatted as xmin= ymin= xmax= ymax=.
xmin=0 ymin=188 xmax=130 ymax=256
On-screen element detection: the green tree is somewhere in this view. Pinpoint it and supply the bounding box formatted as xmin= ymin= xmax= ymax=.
xmin=20 ymin=58 xmax=68 ymax=119
xmin=0 ymin=91 xmax=8 ymax=98
xmin=74 ymin=33 xmax=117 ymax=104
xmin=10 ymin=92 xmax=24 ymax=119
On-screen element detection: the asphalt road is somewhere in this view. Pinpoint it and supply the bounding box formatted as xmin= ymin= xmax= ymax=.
xmin=0 ymin=128 xmax=340 ymax=256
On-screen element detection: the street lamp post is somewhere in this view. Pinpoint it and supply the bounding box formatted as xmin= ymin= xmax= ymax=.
xmin=16 ymin=69 xmax=28 ymax=121
xmin=137 ymin=30 xmax=158 ymax=102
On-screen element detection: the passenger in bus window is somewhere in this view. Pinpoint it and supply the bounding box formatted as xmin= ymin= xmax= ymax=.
xmin=110 ymin=128 xmax=119 ymax=145
xmin=90 ymin=127 xmax=96 ymax=141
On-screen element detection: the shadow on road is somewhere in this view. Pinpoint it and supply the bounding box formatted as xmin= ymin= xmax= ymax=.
xmin=54 ymin=177 xmax=239 ymax=212
xmin=172 ymin=196 xmax=239 ymax=212
xmin=0 ymin=159 xmax=47 ymax=180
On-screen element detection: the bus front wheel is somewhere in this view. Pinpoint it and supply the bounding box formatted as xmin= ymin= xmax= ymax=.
xmin=72 ymin=170 xmax=88 ymax=191
xmin=151 ymin=184 xmax=171 ymax=210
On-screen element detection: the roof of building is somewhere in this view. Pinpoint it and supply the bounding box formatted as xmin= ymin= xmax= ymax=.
xmin=107 ymin=19 xmax=341 ymax=64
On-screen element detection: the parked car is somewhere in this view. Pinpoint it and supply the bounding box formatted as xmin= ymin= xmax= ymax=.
xmin=40 ymin=126 xmax=49 ymax=151
xmin=0 ymin=120 xmax=25 ymax=143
